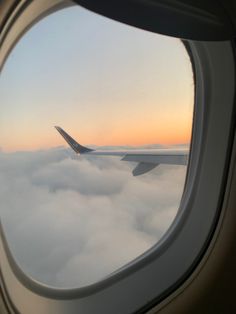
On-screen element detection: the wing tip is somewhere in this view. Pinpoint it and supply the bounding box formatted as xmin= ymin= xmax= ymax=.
xmin=54 ymin=126 xmax=94 ymax=154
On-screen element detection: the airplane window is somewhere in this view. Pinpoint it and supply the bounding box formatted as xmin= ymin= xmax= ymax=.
xmin=0 ymin=5 xmax=193 ymax=288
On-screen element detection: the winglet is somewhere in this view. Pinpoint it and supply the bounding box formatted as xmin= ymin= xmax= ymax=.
xmin=54 ymin=126 xmax=94 ymax=154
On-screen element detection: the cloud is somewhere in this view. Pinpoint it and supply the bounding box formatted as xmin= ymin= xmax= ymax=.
xmin=0 ymin=147 xmax=186 ymax=288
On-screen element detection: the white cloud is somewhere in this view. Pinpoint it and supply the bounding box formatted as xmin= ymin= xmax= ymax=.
xmin=0 ymin=147 xmax=186 ymax=288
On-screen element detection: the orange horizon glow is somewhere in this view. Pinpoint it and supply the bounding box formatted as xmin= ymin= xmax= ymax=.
xmin=1 ymin=106 xmax=192 ymax=152
xmin=1 ymin=111 xmax=192 ymax=152
xmin=1 ymin=125 xmax=191 ymax=152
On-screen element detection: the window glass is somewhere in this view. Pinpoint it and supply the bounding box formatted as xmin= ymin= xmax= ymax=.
xmin=0 ymin=5 xmax=193 ymax=288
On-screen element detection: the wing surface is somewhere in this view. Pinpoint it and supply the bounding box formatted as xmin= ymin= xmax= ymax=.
xmin=55 ymin=126 xmax=188 ymax=175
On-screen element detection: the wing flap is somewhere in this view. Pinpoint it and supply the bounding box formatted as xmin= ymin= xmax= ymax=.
xmin=132 ymin=162 xmax=159 ymax=176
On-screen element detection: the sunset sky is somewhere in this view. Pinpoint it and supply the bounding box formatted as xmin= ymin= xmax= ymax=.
xmin=0 ymin=5 xmax=193 ymax=152
xmin=0 ymin=4 xmax=192 ymax=287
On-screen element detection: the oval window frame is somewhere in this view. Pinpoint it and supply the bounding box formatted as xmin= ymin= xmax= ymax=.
xmin=0 ymin=1 xmax=235 ymax=314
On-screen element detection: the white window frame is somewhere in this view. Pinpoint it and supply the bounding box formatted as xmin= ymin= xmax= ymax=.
xmin=0 ymin=1 xmax=235 ymax=313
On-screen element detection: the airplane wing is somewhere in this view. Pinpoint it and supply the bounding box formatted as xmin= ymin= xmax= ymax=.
xmin=55 ymin=126 xmax=188 ymax=176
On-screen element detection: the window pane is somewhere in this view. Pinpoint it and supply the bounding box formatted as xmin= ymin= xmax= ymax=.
xmin=0 ymin=5 xmax=193 ymax=288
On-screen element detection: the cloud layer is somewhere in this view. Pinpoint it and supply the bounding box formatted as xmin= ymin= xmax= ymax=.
xmin=0 ymin=147 xmax=186 ymax=288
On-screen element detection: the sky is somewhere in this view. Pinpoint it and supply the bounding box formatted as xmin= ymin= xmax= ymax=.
xmin=0 ymin=5 xmax=193 ymax=152
xmin=0 ymin=5 xmax=193 ymax=288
